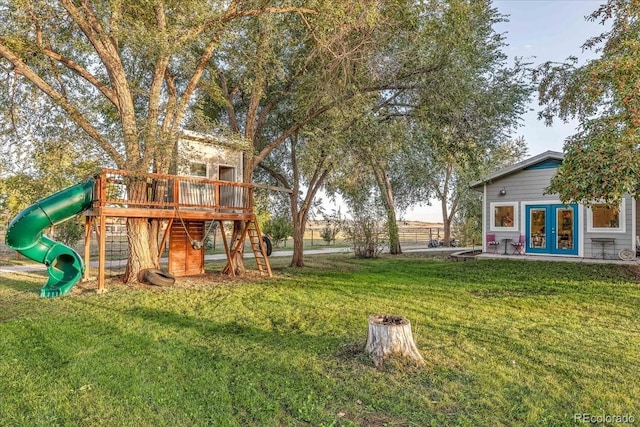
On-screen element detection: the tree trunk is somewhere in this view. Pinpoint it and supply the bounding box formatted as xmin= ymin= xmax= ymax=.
xmin=442 ymin=218 xmax=452 ymax=247
xmin=290 ymin=216 xmax=306 ymax=267
xmin=124 ymin=218 xmax=159 ymax=283
xmin=386 ymin=208 xmax=401 ymax=254
xmin=123 ymin=180 xmax=160 ymax=283
xmin=289 ymin=179 xmax=307 ymax=267
xmin=371 ymin=164 xmax=401 ymax=254
xmin=231 ymin=220 xmax=246 ymax=275
xmin=364 ymin=314 xmax=424 ymax=368
xmin=440 ymin=192 xmax=459 ymax=248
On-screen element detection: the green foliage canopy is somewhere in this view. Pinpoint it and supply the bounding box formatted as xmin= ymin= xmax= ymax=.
xmin=536 ymin=0 xmax=640 ymax=204
xmin=0 ymin=1 xmax=317 ymax=173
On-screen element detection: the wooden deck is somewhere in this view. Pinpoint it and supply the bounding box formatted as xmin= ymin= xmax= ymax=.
xmin=84 ymin=169 xmax=271 ymax=292
xmin=87 ymin=168 xmax=255 ymax=219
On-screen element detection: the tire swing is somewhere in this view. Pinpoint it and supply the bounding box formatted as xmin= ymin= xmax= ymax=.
xmin=144 ymin=268 xmax=176 ymax=287
xmin=262 ymin=236 xmax=273 ymax=256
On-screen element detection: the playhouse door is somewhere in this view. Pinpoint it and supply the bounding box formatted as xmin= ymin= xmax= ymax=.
xmin=219 ymin=166 xmax=236 ymax=208
xmin=526 ymin=204 xmax=578 ymax=255
xmin=169 ymin=220 xmax=205 ymax=276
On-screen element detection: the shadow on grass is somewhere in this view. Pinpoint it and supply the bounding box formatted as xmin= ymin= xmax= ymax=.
xmin=123 ymin=305 xmax=351 ymax=359
xmin=0 ymin=272 xmax=46 ymax=295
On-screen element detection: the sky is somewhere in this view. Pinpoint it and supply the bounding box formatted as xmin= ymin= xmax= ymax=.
xmin=403 ymin=0 xmax=609 ymax=222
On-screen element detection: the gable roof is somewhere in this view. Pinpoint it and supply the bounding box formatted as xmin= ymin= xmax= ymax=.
xmin=470 ymin=150 xmax=564 ymax=190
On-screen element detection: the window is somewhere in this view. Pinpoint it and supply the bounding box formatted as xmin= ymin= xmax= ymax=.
xmin=189 ymin=162 xmax=207 ymax=177
xmin=587 ymin=199 xmax=625 ymax=233
xmin=181 ymin=162 xmax=213 ymax=206
xmin=490 ymin=202 xmax=518 ymax=232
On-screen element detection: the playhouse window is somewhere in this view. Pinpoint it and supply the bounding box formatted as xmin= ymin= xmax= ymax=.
xmin=490 ymin=202 xmax=518 ymax=232
xmin=189 ymin=162 xmax=207 ymax=177
xmin=587 ymin=200 xmax=625 ymax=233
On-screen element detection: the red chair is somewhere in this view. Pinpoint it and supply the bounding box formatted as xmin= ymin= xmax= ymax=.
xmin=511 ymin=235 xmax=525 ymax=255
xmin=486 ymin=234 xmax=500 ymax=254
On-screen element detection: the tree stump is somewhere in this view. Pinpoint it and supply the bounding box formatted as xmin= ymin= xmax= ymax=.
xmin=364 ymin=314 xmax=425 ymax=368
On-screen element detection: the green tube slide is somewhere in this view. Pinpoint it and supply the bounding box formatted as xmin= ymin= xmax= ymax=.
xmin=5 ymin=179 xmax=95 ymax=298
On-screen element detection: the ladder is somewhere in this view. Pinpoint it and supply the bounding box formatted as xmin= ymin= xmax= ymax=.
xmin=224 ymin=216 xmax=272 ymax=277
xmin=246 ymin=218 xmax=272 ymax=277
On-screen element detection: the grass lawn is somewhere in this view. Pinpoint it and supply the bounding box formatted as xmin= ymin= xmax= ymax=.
xmin=1 ymin=254 xmax=639 ymax=426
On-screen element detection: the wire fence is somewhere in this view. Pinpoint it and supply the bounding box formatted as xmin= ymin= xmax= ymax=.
xmin=1 ymin=223 xmax=463 ymax=274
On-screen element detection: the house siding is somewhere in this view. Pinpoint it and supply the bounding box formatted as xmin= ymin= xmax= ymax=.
xmin=482 ymin=165 xmax=635 ymax=259
xmin=484 ymin=168 xmax=560 ymax=244
xmin=582 ymin=196 xmax=633 ymax=259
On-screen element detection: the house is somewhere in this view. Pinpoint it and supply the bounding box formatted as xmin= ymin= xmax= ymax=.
xmin=470 ymin=151 xmax=637 ymax=260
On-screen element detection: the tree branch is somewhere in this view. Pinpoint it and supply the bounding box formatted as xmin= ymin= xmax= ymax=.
xmin=0 ymin=40 xmax=124 ymax=166
xmin=217 ymin=69 xmax=240 ymax=133
xmin=169 ymin=36 xmax=221 ymax=134
xmin=40 ymin=47 xmax=119 ymax=108
xmin=145 ymin=3 xmax=171 ymax=157
xmin=245 ymin=24 xmax=268 ymax=142
xmin=257 ymin=163 xmax=291 ymax=189
xmin=161 ymin=68 xmax=177 ymax=134
xmin=61 ymin=0 xmax=139 ymax=165
xmin=254 ymin=99 xmax=342 ymax=165
xmin=174 ymin=5 xmax=317 ymax=47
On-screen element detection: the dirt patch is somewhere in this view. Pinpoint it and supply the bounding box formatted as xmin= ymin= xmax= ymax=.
xmin=625 ymin=265 xmax=640 ymax=283
xmin=370 ymin=314 xmax=409 ymax=325
xmin=71 ymin=271 xmax=271 ymax=296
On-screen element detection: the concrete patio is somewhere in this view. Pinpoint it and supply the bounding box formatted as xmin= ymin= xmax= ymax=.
xmin=476 ymin=252 xmax=640 ymax=265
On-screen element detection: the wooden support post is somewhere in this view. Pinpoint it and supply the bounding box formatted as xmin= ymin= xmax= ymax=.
xmin=157 ymin=219 xmax=173 ymax=260
xmin=218 ymin=220 xmax=235 ymax=277
xmin=98 ymin=213 xmax=106 ymax=293
xmin=97 ymin=174 xmax=107 ymax=293
xmin=83 ymin=216 xmax=93 ymax=281
xmin=215 ymin=183 xmax=220 ymax=213
xmin=365 ymin=314 xmax=425 ymax=368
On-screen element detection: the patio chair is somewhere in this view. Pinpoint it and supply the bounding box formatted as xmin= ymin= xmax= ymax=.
xmin=511 ymin=234 xmax=525 ymax=255
xmin=486 ymin=234 xmax=500 ymax=254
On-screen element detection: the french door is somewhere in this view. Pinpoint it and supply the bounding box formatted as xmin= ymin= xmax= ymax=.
xmin=525 ymin=204 xmax=578 ymax=255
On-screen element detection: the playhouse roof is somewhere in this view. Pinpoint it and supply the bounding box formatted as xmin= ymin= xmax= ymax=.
xmin=180 ymin=129 xmax=250 ymax=151
xmin=470 ymin=150 xmax=564 ymax=190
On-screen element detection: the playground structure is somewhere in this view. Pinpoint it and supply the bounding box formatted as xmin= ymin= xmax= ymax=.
xmin=5 ymin=168 xmax=272 ymax=297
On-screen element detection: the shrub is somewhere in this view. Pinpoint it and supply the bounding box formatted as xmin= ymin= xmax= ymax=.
xmin=262 ymin=216 xmax=294 ymax=247
xmin=344 ymin=213 xmax=386 ymax=258
xmin=55 ymin=216 xmax=84 ymax=247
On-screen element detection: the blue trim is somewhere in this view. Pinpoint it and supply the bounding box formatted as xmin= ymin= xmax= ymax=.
xmin=525 ymin=204 xmax=578 ymax=255
xmin=525 ymin=205 xmax=549 ymax=254
xmin=552 ymin=204 xmax=578 ymax=255
xmin=524 ymin=159 xmax=562 ymax=170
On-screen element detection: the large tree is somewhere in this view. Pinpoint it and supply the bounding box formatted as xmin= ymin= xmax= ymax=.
xmin=258 ymin=129 xmax=336 ymax=267
xmin=536 ymin=0 xmax=640 ymax=203
xmin=191 ymin=0 xmax=389 ymax=268
xmin=200 ymin=0 xmax=430 ymax=262
xmin=198 ymin=0 xmax=531 ymax=263
xmin=0 ymin=1 xmax=316 ymax=281
xmin=371 ymin=0 xmax=531 ymax=249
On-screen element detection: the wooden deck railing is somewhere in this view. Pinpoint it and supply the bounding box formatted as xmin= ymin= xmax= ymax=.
xmin=93 ymin=169 xmax=254 ymax=214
